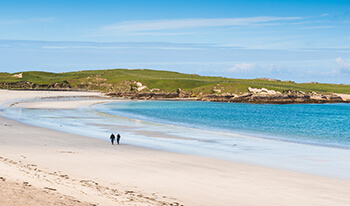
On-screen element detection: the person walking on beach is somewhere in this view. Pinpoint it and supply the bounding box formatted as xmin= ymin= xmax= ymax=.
xmin=117 ymin=133 xmax=121 ymax=145
xmin=110 ymin=133 xmax=115 ymax=145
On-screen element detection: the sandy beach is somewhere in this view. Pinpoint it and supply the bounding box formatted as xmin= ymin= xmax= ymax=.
xmin=0 ymin=90 xmax=350 ymax=205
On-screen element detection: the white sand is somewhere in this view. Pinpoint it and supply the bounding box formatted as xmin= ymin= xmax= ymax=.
xmin=0 ymin=90 xmax=350 ymax=205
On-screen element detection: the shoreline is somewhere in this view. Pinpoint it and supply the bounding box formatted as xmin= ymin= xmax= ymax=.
xmin=4 ymin=91 xmax=350 ymax=179
xmin=1 ymin=90 xmax=350 ymax=205
xmin=106 ymin=91 xmax=350 ymax=104
xmin=2 ymin=88 xmax=350 ymax=104
xmin=92 ymin=100 xmax=350 ymax=151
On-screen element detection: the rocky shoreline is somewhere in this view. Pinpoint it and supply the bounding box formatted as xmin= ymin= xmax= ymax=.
xmin=1 ymin=81 xmax=349 ymax=104
xmin=107 ymin=91 xmax=350 ymax=104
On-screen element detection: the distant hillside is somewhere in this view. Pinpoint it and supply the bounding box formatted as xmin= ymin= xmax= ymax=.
xmin=1 ymin=69 xmax=349 ymax=95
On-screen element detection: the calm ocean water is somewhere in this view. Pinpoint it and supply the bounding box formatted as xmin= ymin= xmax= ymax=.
xmin=94 ymin=101 xmax=350 ymax=149
xmin=3 ymin=100 xmax=350 ymax=179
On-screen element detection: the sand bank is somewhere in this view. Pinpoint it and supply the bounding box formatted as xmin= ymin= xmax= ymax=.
xmin=0 ymin=90 xmax=350 ymax=205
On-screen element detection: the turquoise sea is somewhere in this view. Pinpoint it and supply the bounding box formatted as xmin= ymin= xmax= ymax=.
xmin=95 ymin=101 xmax=350 ymax=149
xmin=3 ymin=99 xmax=350 ymax=179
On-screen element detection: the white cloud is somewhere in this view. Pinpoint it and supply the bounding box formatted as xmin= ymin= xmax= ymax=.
xmin=100 ymin=16 xmax=301 ymax=33
xmin=321 ymin=13 xmax=329 ymax=17
xmin=335 ymin=57 xmax=349 ymax=67
xmin=268 ymin=64 xmax=283 ymax=72
xmin=227 ymin=63 xmax=256 ymax=73
xmin=267 ymin=64 xmax=292 ymax=75
xmin=335 ymin=57 xmax=350 ymax=74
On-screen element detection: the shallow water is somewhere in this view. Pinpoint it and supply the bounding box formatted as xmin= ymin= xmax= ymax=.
xmin=95 ymin=101 xmax=350 ymax=149
xmin=3 ymin=99 xmax=350 ymax=180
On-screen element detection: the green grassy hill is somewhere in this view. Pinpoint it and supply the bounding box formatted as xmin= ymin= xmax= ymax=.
xmin=0 ymin=69 xmax=349 ymax=95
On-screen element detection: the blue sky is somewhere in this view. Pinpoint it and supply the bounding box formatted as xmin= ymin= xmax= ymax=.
xmin=1 ymin=0 xmax=350 ymax=83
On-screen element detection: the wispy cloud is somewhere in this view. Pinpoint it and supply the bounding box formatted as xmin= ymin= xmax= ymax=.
xmin=1 ymin=40 xmax=216 ymax=51
xmin=98 ymin=16 xmax=301 ymax=34
xmin=335 ymin=57 xmax=350 ymax=74
xmin=335 ymin=57 xmax=350 ymax=68
xmin=0 ymin=17 xmax=55 ymax=25
xmin=119 ymin=32 xmax=196 ymax=36
xmin=42 ymin=45 xmax=206 ymax=50
xmin=268 ymin=64 xmax=283 ymax=73
xmin=292 ymin=20 xmax=327 ymax=25
xmin=299 ymin=26 xmax=335 ymax=29
xmin=226 ymin=63 xmax=256 ymax=73
xmin=299 ymin=47 xmax=350 ymax=51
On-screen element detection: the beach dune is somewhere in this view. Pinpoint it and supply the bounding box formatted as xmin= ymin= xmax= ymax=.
xmin=0 ymin=90 xmax=349 ymax=205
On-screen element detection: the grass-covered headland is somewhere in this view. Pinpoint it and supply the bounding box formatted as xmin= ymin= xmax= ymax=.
xmin=1 ymin=69 xmax=349 ymax=103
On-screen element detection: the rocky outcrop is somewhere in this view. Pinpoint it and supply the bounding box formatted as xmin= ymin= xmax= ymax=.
xmin=107 ymin=91 xmax=193 ymax=100
xmin=1 ymin=81 xmax=348 ymax=104
xmin=0 ymin=81 xmax=71 ymax=89
xmin=334 ymin=93 xmax=350 ymax=101
xmin=107 ymin=91 xmax=349 ymax=104
xmin=248 ymin=87 xmax=281 ymax=95
xmin=199 ymin=93 xmax=346 ymax=104
xmin=13 ymin=73 xmax=23 ymax=78
xmin=135 ymin=82 xmax=147 ymax=92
